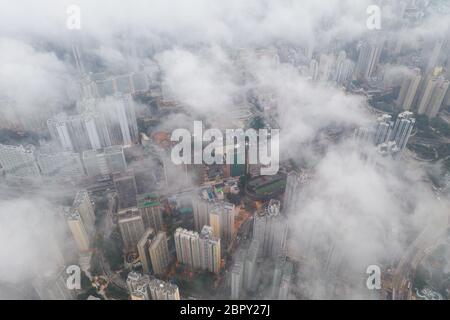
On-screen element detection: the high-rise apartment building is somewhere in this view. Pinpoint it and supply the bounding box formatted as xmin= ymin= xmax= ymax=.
xmin=283 ymin=171 xmax=300 ymax=212
xmin=355 ymin=41 xmax=383 ymax=81
xmin=137 ymin=194 xmax=164 ymax=232
xmin=82 ymin=110 xmax=112 ymax=150
xmin=278 ymin=261 xmax=294 ymax=300
xmin=137 ymin=228 xmax=156 ymax=274
xmin=138 ymin=229 xmax=171 ymax=276
xmin=148 ymin=278 xmax=180 ymax=300
xmin=334 ymin=51 xmax=354 ymax=86
xmin=73 ymin=191 xmax=96 ymax=236
xmin=126 ymin=271 xmax=150 ymax=294
xmin=373 ymin=114 xmax=393 ymax=146
xmin=417 ymin=75 xmax=449 ymax=118
xmin=208 ymin=201 xmax=235 ymax=245
xmin=118 ymin=208 xmax=145 ymax=252
xmin=271 ymin=256 xmax=286 ymax=298
xmin=174 ymin=228 xmax=201 ymax=270
xmin=174 ymin=226 xmax=221 ymax=274
xmin=231 ymin=256 xmax=244 ymax=300
xmin=47 ymin=113 xmax=91 ymax=153
xmin=192 ymin=197 xmax=211 ymax=232
xmin=426 ymin=39 xmax=444 ymax=72
xmin=252 ymin=199 xmax=288 ymax=258
xmin=148 ymin=232 xmax=171 ymax=276
xmin=390 ymin=111 xmax=416 ymax=151
xmin=98 ymin=94 xmax=139 ymax=146
xmin=395 ymin=68 xmax=421 ymax=110
xmin=199 ymin=226 xmax=221 ymax=274
xmin=355 ymin=112 xmax=415 ymax=152
xmin=63 ymin=207 xmax=90 ymax=252
xmin=244 ymin=239 xmax=260 ymax=291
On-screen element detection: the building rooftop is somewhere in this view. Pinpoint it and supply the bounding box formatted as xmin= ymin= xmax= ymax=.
xmin=137 ymin=193 xmax=160 ymax=208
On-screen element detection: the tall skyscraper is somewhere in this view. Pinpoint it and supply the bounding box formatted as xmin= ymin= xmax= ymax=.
xmin=148 ymin=278 xmax=180 ymax=300
xmin=395 ymin=68 xmax=422 ymax=110
xmin=373 ymin=114 xmax=393 ymax=146
xmin=63 ymin=207 xmax=91 ymax=252
xmin=208 ymin=201 xmax=235 ymax=245
xmin=244 ymin=239 xmax=260 ymax=292
xmin=114 ymin=171 xmax=138 ymax=209
xmin=98 ymin=94 xmax=139 ymax=146
xmin=334 ymin=51 xmax=354 ymax=86
xmin=309 ymin=59 xmax=319 ymax=81
xmin=278 ymin=261 xmax=294 ymax=300
xmin=199 ymin=226 xmax=221 ymax=274
xmin=137 ymin=228 xmax=156 ymax=274
xmin=192 ymin=198 xmax=211 ymax=232
xmin=174 ymin=226 xmax=221 ymax=274
xmin=0 ymin=144 xmax=40 ymax=177
xmin=252 ymin=199 xmax=288 ymax=258
xmin=318 ymin=54 xmax=334 ymax=82
xmin=426 ymin=39 xmax=444 ymax=72
xmin=174 ymin=228 xmax=202 ymax=270
xmin=138 ymin=229 xmax=171 ymax=276
xmin=231 ymin=258 xmax=244 ymax=300
xmin=118 ymin=207 xmax=145 ymax=252
xmin=113 ymin=94 xmax=139 ymax=146
xmin=148 ymin=232 xmax=171 ymax=276
xmin=355 ymin=41 xmax=383 ymax=81
xmin=271 ymin=256 xmax=286 ymax=298
xmin=82 ymin=110 xmax=112 ymax=150
xmin=283 ymin=171 xmax=300 ymax=212
xmin=47 ymin=113 xmax=91 ymax=153
xmin=417 ymin=74 xmax=449 ymax=118
xmin=72 ymin=191 xmax=96 ymax=236
xmin=126 ymin=271 xmax=150 ymax=294
xmin=390 ymin=111 xmax=416 ymax=151
xmin=137 ymin=194 xmax=164 ymax=232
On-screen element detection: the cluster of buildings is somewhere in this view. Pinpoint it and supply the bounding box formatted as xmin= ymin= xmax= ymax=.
xmin=0 ymin=142 xmax=127 ymax=179
xmin=174 ymin=226 xmax=221 ymax=274
xmin=355 ymin=111 xmax=416 ymax=157
xmin=167 ymin=195 xmax=238 ymax=276
xmin=47 ymin=95 xmax=138 ymax=152
xmin=0 ymin=93 xmax=138 ymax=180
xmin=63 ymin=191 xmax=96 ymax=253
xmin=230 ymin=200 xmax=290 ymax=299
xmin=395 ymin=66 xmax=449 ymax=118
xmin=126 ymin=271 xmax=180 ymax=300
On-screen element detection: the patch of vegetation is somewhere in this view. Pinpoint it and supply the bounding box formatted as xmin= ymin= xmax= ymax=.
xmin=430 ymin=117 xmax=450 ymax=138
xmin=408 ymin=143 xmax=436 ymax=160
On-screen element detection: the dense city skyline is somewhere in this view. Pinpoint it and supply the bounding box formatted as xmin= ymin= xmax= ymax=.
xmin=0 ymin=0 xmax=450 ymax=302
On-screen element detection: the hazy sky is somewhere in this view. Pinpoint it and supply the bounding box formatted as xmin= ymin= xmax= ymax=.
xmin=0 ymin=0 xmax=449 ymax=299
